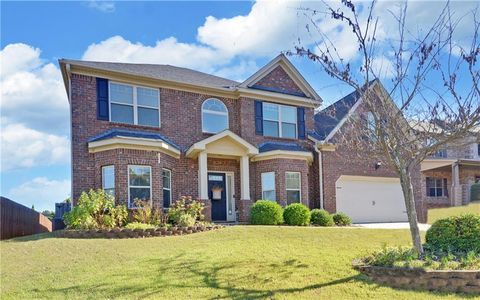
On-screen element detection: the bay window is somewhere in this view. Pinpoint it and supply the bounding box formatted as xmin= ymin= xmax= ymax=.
xmin=261 ymin=172 xmax=276 ymax=201
xmin=110 ymin=82 xmax=160 ymax=127
xmin=128 ymin=165 xmax=152 ymax=208
xmin=285 ymin=172 xmax=301 ymax=204
xmin=162 ymin=168 xmax=172 ymax=208
xmin=102 ymin=165 xmax=115 ymax=198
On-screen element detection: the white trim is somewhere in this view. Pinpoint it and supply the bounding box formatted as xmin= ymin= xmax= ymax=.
xmin=285 ymin=171 xmax=301 ymax=203
xmin=261 ymin=172 xmax=276 ymax=201
xmin=162 ymin=168 xmax=172 ymax=206
xmin=262 ymin=102 xmax=297 ymax=139
xmin=240 ymin=155 xmax=250 ymax=200
xmin=201 ymin=98 xmax=229 ymax=134
xmin=251 ymin=150 xmax=313 ymax=163
xmin=240 ymin=54 xmax=322 ymax=102
xmin=88 ymin=136 xmax=180 ymax=158
xmin=109 ymin=81 xmax=161 ymax=127
xmin=127 ymin=165 xmax=152 ymax=209
xmin=186 ymin=130 xmax=258 ymax=158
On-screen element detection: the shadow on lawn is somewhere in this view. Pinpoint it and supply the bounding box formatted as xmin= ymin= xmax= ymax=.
xmin=43 ymin=252 xmax=365 ymax=299
xmin=3 ymin=232 xmax=56 ymax=242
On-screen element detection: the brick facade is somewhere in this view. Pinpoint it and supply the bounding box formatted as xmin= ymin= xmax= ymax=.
xmin=253 ymin=66 xmax=305 ymax=96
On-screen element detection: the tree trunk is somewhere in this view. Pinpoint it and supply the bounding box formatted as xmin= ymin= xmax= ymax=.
xmin=399 ymin=170 xmax=424 ymax=254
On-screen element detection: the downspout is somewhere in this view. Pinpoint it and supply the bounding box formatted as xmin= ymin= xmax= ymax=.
xmin=314 ymin=144 xmax=324 ymax=209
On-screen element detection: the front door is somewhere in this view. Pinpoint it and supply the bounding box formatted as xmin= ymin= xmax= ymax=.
xmin=208 ymin=172 xmax=227 ymax=221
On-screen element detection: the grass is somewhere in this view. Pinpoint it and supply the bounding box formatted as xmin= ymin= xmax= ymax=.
xmin=428 ymin=201 xmax=480 ymax=224
xmin=0 ymin=226 xmax=474 ymax=299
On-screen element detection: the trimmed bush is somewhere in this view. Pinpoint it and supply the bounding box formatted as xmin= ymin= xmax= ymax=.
xmin=425 ymin=214 xmax=480 ymax=254
xmin=332 ymin=212 xmax=352 ymax=226
xmin=250 ymin=200 xmax=283 ymax=225
xmin=283 ymin=203 xmax=310 ymax=226
xmin=310 ymin=209 xmax=334 ymax=226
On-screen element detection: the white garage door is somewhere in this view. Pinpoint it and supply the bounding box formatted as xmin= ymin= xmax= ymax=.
xmin=336 ymin=175 xmax=408 ymax=223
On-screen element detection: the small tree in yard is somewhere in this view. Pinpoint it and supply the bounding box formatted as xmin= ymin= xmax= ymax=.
xmin=290 ymin=0 xmax=479 ymax=253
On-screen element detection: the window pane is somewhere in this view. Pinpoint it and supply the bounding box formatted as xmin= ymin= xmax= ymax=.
xmin=102 ymin=166 xmax=115 ymax=189
xmin=137 ymin=87 xmax=159 ymax=107
xmin=428 ymin=188 xmax=436 ymax=197
xmin=281 ymin=106 xmax=296 ymax=123
xmin=110 ymin=83 xmax=133 ymax=104
xmin=286 ymin=172 xmax=300 ymax=189
xmin=261 ymin=172 xmax=275 ymax=191
xmin=436 ymin=188 xmax=443 ymax=197
xmin=138 ymin=107 xmax=159 ymax=127
xmin=203 ymin=99 xmax=227 ymax=112
xmin=203 ymin=112 xmax=228 ymax=133
xmin=281 ymin=123 xmax=296 ymax=139
xmin=263 ymin=103 xmax=279 ymax=120
xmin=262 ymin=190 xmax=276 ymax=201
xmin=111 ymin=103 xmax=134 ymax=124
xmin=130 ymin=188 xmax=151 ymax=204
xmin=129 ymin=166 xmax=151 ymax=186
xmin=162 ymin=169 xmax=171 ymax=189
xmin=163 ymin=190 xmax=171 ymax=208
xmin=263 ymin=120 xmax=279 ymax=137
xmin=287 ymin=190 xmax=300 ymax=204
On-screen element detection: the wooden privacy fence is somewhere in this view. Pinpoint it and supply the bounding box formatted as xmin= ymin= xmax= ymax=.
xmin=0 ymin=196 xmax=52 ymax=240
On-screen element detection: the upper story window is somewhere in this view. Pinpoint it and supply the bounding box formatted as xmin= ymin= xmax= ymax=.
xmin=202 ymin=98 xmax=228 ymax=133
xmin=263 ymin=102 xmax=297 ymax=139
xmin=109 ymin=82 xmax=160 ymax=127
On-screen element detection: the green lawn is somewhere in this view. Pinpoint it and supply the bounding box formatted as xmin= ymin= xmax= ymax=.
xmin=0 ymin=226 xmax=472 ymax=299
xmin=428 ymin=201 xmax=480 ymax=224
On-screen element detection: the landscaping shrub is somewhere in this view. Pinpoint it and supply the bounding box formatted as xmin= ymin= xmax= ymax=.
xmin=250 ymin=200 xmax=283 ymax=225
xmin=177 ymin=214 xmax=196 ymax=227
xmin=125 ymin=222 xmax=156 ymax=230
xmin=471 ymin=183 xmax=480 ymax=201
xmin=63 ymin=189 xmax=128 ymax=229
xmin=168 ymin=196 xmax=205 ymax=225
xmin=425 ymin=214 xmax=480 ymax=254
xmin=310 ymin=209 xmax=334 ymax=226
xmin=283 ymin=203 xmax=310 ymax=226
xmin=132 ymin=200 xmax=164 ymax=226
xmin=332 ymin=212 xmax=352 ymax=226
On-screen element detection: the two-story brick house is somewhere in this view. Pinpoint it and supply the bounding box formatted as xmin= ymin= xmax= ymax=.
xmin=421 ymin=134 xmax=480 ymax=208
xmin=60 ymin=54 xmax=428 ymax=223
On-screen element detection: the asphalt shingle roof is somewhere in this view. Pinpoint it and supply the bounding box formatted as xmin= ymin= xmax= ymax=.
xmin=313 ymin=79 xmax=378 ymax=140
xmin=88 ymin=128 xmax=180 ymax=150
xmin=60 ymin=59 xmax=239 ymax=88
xmin=258 ymin=141 xmax=307 ymax=153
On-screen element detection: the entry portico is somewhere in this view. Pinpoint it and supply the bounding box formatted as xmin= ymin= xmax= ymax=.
xmin=186 ymin=130 xmax=258 ymax=221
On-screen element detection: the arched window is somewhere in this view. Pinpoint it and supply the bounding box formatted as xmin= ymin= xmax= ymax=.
xmin=202 ymin=98 xmax=229 ymax=133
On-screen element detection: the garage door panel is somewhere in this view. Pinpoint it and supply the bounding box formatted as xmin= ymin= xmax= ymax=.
xmin=336 ymin=176 xmax=408 ymax=223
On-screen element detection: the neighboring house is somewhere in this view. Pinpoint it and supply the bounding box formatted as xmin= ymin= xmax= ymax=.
xmin=59 ymin=55 xmax=427 ymax=223
xmin=309 ymin=80 xmax=427 ymax=223
xmin=421 ymin=134 xmax=480 ymax=208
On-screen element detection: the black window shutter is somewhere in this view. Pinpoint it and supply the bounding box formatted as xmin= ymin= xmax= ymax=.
xmin=297 ymin=107 xmax=306 ymax=139
xmin=255 ymin=100 xmax=263 ymax=135
xmin=96 ymin=78 xmax=109 ymax=121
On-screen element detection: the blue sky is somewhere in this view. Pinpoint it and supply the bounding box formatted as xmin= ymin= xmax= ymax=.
xmin=1 ymin=1 xmax=477 ymax=211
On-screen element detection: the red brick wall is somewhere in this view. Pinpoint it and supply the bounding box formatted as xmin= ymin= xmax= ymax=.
xmin=250 ymin=159 xmax=310 ymax=207
xmin=253 ymin=66 xmax=305 ymax=96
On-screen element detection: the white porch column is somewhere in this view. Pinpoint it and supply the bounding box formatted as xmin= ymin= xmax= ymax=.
xmin=198 ymin=151 xmax=208 ymax=199
xmin=240 ymin=155 xmax=250 ymax=200
xmin=451 ymin=163 xmax=462 ymax=206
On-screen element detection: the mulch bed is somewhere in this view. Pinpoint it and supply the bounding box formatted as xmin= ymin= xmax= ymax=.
xmin=56 ymin=224 xmax=223 ymax=239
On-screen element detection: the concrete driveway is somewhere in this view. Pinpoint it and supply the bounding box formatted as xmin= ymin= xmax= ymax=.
xmin=353 ymin=222 xmax=431 ymax=231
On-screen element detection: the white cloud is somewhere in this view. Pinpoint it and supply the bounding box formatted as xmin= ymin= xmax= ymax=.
xmin=0 ymin=123 xmax=70 ymax=171
xmin=0 ymin=43 xmax=69 ymax=134
xmin=213 ymin=60 xmax=259 ymax=82
xmin=7 ymin=177 xmax=71 ymax=212
xmin=87 ymin=0 xmax=115 ymax=13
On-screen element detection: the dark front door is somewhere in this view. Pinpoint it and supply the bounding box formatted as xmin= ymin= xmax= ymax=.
xmin=208 ymin=172 xmax=227 ymax=221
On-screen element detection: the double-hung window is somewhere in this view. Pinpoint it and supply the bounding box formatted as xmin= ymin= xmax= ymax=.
xmin=110 ymin=82 xmax=160 ymax=127
xmin=162 ymin=168 xmax=172 ymax=208
xmin=285 ymin=172 xmax=301 ymax=204
xmin=102 ymin=165 xmax=115 ymax=198
xmin=261 ymin=172 xmax=276 ymax=201
xmin=426 ymin=177 xmax=447 ymax=197
xmin=262 ymin=103 xmax=297 ymax=139
xmin=128 ymin=165 xmax=152 ymax=208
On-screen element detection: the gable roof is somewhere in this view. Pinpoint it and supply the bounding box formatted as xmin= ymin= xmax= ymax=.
xmin=60 ymin=59 xmax=239 ymax=89
xmin=312 ymin=79 xmax=379 ymax=141
xmin=239 ymin=54 xmax=322 ymax=103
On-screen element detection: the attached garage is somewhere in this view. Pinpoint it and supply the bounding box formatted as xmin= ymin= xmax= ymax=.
xmin=335 ymin=175 xmax=408 ymax=223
